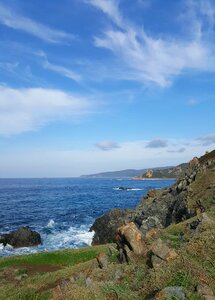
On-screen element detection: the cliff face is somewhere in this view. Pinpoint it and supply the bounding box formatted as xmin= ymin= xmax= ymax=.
xmin=91 ymin=150 xmax=215 ymax=245
xmin=135 ymin=163 xmax=187 ymax=179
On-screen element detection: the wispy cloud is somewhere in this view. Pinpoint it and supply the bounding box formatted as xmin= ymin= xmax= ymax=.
xmin=84 ymin=0 xmax=122 ymax=26
xmin=167 ymin=147 xmax=186 ymax=153
xmin=196 ymin=134 xmax=215 ymax=146
xmin=0 ymin=3 xmax=74 ymax=44
xmin=0 ymin=62 xmax=19 ymax=73
xmin=187 ymin=98 xmax=200 ymax=106
xmin=0 ymin=86 xmax=93 ymax=136
xmin=86 ymin=0 xmax=215 ymax=87
xmin=37 ymin=51 xmax=82 ymax=82
xmin=146 ymin=139 xmax=168 ymax=148
xmin=95 ymin=140 xmax=120 ymax=151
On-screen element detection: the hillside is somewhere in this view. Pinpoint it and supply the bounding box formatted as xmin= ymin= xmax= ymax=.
xmin=134 ymin=163 xmax=188 ymax=180
xmin=81 ymin=166 xmax=174 ymax=178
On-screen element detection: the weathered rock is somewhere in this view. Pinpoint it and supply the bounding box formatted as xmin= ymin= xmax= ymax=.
xmin=0 ymin=227 xmax=42 ymax=248
xmin=197 ymin=284 xmax=214 ymax=296
xmin=145 ymin=228 xmax=162 ymax=241
xmin=151 ymin=255 xmax=164 ymax=269
xmin=155 ymin=286 xmax=185 ymax=300
xmin=150 ymin=239 xmax=177 ymax=261
xmin=203 ymin=296 xmax=215 ymax=300
xmin=85 ymin=277 xmax=93 ymax=287
xmin=189 ymin=157 xmax=199 ymax=169
xmin=147 ymin=189 xmax=158 ymax=198
xmin=96 ymin=253 xmax=109 ymax=269
xmin=90 ymin=208 xmax=133 ymax=245
xmin=118 ymin=222 xmax=147 ymax=256
xmin=114 ymin=268 xmax=123 ymax=280
xmin=140 ymin=216 xmax=163 ymax=234
xmin=200 ymin=212 xmax=215 ymax=227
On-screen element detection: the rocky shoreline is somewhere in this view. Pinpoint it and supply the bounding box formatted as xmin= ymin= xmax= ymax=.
xmin=90 ymin=150 xmax=215 ymax=246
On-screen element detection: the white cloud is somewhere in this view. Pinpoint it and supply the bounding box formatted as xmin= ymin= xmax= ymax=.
xmin=37 ymin=51 xmax=82 ymax=82
xmin=0 ymin=4 xmax=73 ymax=44
xmin=0 ymin=137 xmax=214 ymax=177
xmin=167 ymin=147 xmax=186 ymax=153
xmin=95 ymin=140 xmax=120 ymax=151
xmin=85 ymin=0 xmax=122 ymax=26
xmin=86 ymin=0 xmax=215 ymax=87
xmin=196 ymin=134 xmax=215 ymax=146
xmin=0 ymin=86 xmax=93 ymax=135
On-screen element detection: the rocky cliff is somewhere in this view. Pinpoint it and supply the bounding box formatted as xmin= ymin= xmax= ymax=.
xmin=91 ymin=150 xmax=215 ymax=245
xmin=134 ymin=163 xmax=187 ymax=179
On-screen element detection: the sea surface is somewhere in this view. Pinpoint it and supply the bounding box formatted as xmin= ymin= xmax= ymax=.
xmin=0 ymin=178 xmax=175 ymax=257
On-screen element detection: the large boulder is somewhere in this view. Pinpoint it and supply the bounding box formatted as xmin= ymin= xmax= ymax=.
xmin=117 ymin=222 xmax=147 ymax=256
xmin=90 ymin=208 xmax=133 ymax=245
xmin=0 ymin=227 xmax=42 ymax=248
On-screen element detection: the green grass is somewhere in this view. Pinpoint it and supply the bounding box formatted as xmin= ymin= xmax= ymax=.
xmin=0 ymin=244 xmax=113 ymax=300
xmin=0 ymin=244 xmax=110 ymax=269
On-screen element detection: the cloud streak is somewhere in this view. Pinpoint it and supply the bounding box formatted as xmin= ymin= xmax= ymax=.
xmin=87 ymin=0 xmax=215 ymax=87
xmin=0 ymin=86 xmax=93 ymax=135
xmin=37 ymin=51 xmax=82 ymax=82
xmin=85 ymin=0 xmax=122 ymax=26
xmin=0 ymin=4 xmax=74 ymax=44
xmin=196 ymin=134 xmax=215 ymax=146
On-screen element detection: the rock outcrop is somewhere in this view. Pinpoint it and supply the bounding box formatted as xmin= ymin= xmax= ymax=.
xmin=0 ymin=226 xmax=42 ymax=248
xmin=91 ymin=150 xmax=215 ymax=245
xmin=117 ymin=222 xmax=147 ymax=256
xmin=90 ymin=208 xmax=133 ymax=245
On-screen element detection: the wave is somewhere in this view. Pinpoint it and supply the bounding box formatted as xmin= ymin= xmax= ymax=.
xmin=47 ymin=219 xmax=55 ymax=228
xmin=113 ymin=187 xmax=144 ymax=191
xmin=0 ymin=221 xmax=94 ymax=257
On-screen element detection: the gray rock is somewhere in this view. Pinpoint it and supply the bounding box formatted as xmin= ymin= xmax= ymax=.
xmin=90 ymin=208 xmax=133 ymax=245
xmin=155 ymin=286 xmax=185 ymax=300
xmin=114 ymin=268 xmax=123 ymax=280
xmin=0 ymin=227 xmax=41 ymax=248
xmin=197 ymin=284 xmax=214 ymax=296
xmin=151 ymin=255 xmax=164 ymax=269
xmin=85 ymin=277 xmax=93 ymax=287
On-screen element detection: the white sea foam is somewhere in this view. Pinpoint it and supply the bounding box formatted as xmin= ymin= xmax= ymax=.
xmin=42 ymin=225 xmax=94 ymax=250
xmin=47 ymin=219 xmax=55 ymax=228
xmin=0 ymin=224 xmax=94 ymax=257
xmin=113 ymin=187 xmax=144 ymax=191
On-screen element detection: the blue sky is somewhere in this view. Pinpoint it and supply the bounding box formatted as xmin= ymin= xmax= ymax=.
xmin=0 ymin=0 xmax=215 ymax=177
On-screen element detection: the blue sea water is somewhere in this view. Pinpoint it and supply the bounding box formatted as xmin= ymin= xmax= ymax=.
xmin=0 ymin=178 xmax=175 ymax=257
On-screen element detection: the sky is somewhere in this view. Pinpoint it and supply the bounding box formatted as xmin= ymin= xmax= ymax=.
xmin=0 ymin=0 xmax=215 ymax=177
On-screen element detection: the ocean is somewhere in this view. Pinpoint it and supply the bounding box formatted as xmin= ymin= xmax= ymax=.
xmin=0 ymin=178 xmax=175 ymax=257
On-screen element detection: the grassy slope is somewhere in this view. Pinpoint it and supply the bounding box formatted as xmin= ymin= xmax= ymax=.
xmin=0 ymin=208 xmax=214 ymax=300
xmin=0 ymin=244 xmax=113 ymax=300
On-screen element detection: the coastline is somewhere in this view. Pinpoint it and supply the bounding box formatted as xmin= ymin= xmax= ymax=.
xmin=131 ymin=177 xmax=176 ymax=180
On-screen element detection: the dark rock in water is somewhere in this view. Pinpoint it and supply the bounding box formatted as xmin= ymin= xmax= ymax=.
xmin=90 ymin=208 xmax=134 ymax=245
xmin=0 ymin=227 xmax=42 ymax=248
xmin=118 ymin=187 xmax=132 ymax=191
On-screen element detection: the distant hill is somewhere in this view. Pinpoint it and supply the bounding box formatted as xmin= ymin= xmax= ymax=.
xmin=80 ymin=166 xmax=174 ymax=178
xmin=134 ymin=163 xmax=188 ymax=179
